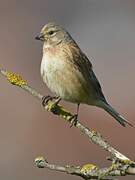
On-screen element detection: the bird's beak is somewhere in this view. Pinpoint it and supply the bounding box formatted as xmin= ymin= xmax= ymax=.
xmin=35 ymin=34 xmax=44 ymax=41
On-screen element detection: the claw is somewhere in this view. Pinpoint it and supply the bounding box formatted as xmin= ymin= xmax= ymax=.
xmin=42 ymin=95 xmax=54 ymax=106
xmin=42 ymin=96 xmax=61 ymax=107
xmin=69 ymin=114 xmax=78 ymax=127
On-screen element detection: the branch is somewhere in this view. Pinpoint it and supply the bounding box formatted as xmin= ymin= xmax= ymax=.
xmin=34 ymin=156 xmax=135 ymax=180
xmin=0 ymin=69 xmax=135 ymax=179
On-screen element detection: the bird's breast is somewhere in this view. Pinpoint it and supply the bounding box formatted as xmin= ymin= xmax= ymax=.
xmin=40 ymin=47 xmax=94 ymax=104
xmin=41 ymin=49 xmax=70 ymax=94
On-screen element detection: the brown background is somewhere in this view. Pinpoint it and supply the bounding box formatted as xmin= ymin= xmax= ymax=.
xmin=0 ymin=0 xmax=135 ymax=180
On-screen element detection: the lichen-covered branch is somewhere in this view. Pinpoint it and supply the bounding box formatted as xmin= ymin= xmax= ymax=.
xmin=34 ymin=156 xmax=135 ymax=179
xmin=0 ymin=69 xmax=135 ymax=179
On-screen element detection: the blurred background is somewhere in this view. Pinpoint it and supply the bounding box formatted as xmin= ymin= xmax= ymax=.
xmin=0 ymin=0 xmax=135 ymax=179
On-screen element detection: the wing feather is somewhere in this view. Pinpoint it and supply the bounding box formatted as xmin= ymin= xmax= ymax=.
xmin=68 ymin=42 xmax=106 ymax=101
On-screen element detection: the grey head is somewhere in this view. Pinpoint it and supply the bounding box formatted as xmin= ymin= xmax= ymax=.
xmin=35 ymin=22 xmax=72 ymax=47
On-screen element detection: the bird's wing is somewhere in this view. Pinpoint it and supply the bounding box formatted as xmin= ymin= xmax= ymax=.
xmin=69 ymin=42 xmax=106 ymax=101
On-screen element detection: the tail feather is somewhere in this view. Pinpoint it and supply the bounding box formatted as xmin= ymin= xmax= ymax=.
xmin=97 ymin=101 xmax=133 ymax=127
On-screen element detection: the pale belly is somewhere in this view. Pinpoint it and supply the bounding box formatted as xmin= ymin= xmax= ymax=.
xmin=41 ymin=54 xmax=94 ymax=104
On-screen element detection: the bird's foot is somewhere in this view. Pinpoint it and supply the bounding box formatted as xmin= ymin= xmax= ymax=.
xmin=69 ymin=114 xmax=78 ymax=127
xmin=42 ymin=95 xmax=59 ymax=106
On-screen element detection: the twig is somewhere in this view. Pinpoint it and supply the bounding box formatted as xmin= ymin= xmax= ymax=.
xmin=34 ymin=156 xmax=134 ymax=179
xmin=0 ymin=69 xmax=135 ymax=179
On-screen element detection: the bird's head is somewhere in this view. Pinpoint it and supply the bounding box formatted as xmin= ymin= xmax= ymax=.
xmin=35 ymin=22 xmax=72 ymax=47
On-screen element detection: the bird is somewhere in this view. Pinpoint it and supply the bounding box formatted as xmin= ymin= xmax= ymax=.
xmin=35 ymin=22 xmax=132 ymax=127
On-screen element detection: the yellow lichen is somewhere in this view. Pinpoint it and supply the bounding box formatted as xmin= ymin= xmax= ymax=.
xmin=35 ymin=156 xmax=45 ymax=163
xmin=120 ymin=159 xmax=134 ymax=165
xmin=45 ymin=101 xmax=72 ymax=121
xmin=6 ymin=72 xmax=27 ymax=86
xmin=109 ymin=163 xmax=118 ymax=171
xmin=34 ymin=156 xmax=46 ymax=168
xmin=99 ymin=163 xmax=120 ymax=179
xmin=81 ymin=163 xmax=98 ymax=174
xmin=45 ymin=101 xmax=56 ymax=111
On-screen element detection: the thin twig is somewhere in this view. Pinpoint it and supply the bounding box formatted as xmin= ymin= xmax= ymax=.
xmin=34 ymin=156 xmax=134 ymax=179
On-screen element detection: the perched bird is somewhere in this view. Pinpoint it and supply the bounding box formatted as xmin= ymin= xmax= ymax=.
xmin=35 ymin=22 xmax=132 ymax=127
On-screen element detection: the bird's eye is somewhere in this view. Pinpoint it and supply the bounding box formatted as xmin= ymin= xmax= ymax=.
xmin=48 ymin=31 xmax=54 ymax=35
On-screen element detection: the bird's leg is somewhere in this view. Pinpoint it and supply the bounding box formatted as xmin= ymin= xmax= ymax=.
xmin=42 ymin=95 xmax=60 ymax=106
xmin=70 ymin=103 xmax=80 ymax=127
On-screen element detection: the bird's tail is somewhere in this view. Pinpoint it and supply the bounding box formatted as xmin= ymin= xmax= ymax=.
xmin=96 ymin=100 xmax=133 ymax=127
